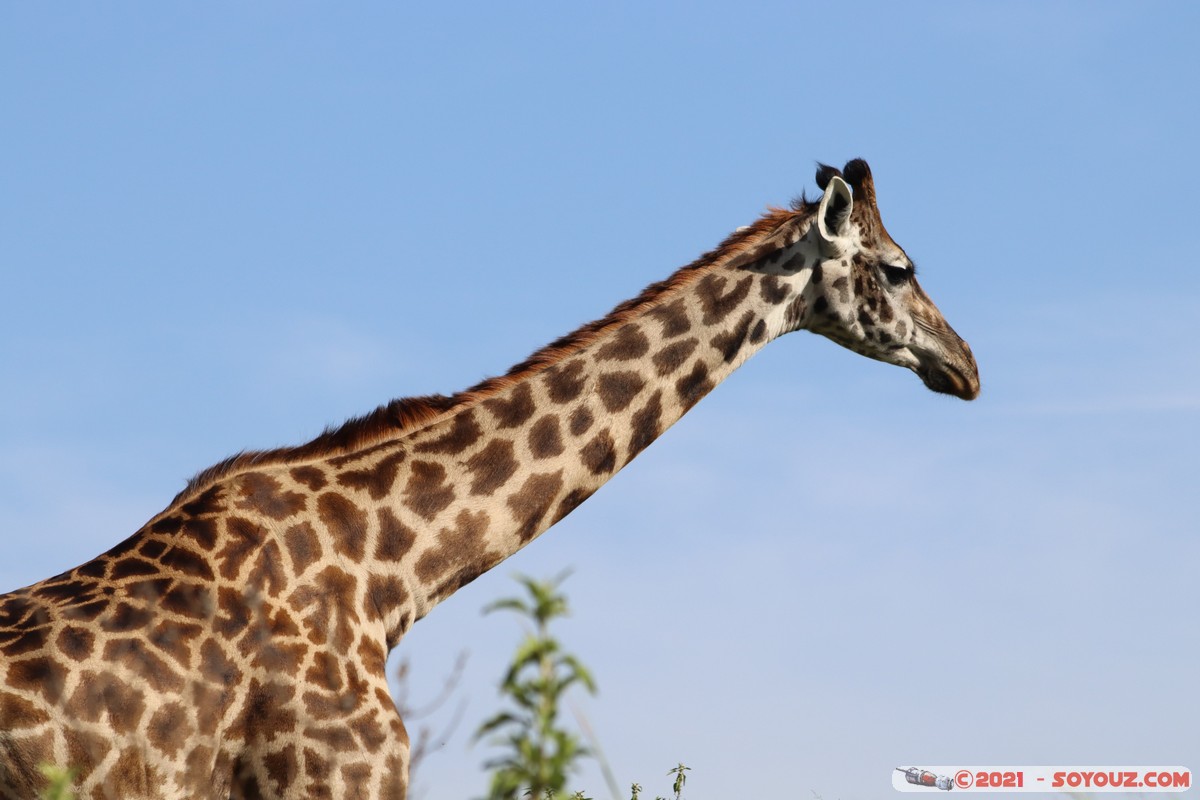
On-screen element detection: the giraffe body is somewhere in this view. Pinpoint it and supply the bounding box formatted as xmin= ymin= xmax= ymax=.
xmin=0 ymin=160 xmax=978 ymax=799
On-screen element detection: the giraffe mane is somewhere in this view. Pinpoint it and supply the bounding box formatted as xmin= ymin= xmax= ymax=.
xmin=173 ymin=202 xmax=817 ymax=505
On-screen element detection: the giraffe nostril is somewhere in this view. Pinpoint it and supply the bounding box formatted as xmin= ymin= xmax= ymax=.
xmin=915 ymin=352 xmax=979 ymax=401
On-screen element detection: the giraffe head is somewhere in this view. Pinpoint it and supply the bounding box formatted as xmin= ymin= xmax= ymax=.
xmin=800 ymin=158 xmax=980 ymax=400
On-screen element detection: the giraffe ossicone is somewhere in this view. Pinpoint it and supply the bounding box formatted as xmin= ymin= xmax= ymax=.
xmin=0 ymin=158 xmax=978 ymax=799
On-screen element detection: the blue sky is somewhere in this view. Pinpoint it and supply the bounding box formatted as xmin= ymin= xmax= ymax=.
xmin=2 ymin=3 xmax=1197 ymax=798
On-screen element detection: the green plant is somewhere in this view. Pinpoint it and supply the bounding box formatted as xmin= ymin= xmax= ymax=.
xmin=667 ymin=763 xmax=690 ymax=799
xmin=37 ymin=764 xmax=75 ymax=800
xmin=476 ymin=573 xmax=597 ymax=800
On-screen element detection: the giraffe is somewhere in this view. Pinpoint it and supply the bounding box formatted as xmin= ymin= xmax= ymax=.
xmin=0 ymin=159 xmax=978 ymax=799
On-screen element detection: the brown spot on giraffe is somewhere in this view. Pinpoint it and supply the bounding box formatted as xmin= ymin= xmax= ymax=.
xmin=149 ymin=619 xmax=202 ymax=668
xmin=528 ymin=414 xmax=564 ymax=459
xmin=336 ymin=451 xmax=408 ymax=501
xmin=139 ymin=537 xmax=170 ymax=559
xmin=74 ymin=558 xmax=107 ymax=580
xmin=179 ymin=484 xmax=226 ymax=517
xmin=831 ymin=275 xmax=850 ymax=303
xmin=568 ymin=405 xmax=594 ymax=436
xmin=675 ymin=361 xmax=715 ymax=410
xmin=110 ymin=748 xmax=164 ymax=796
xmin=0 ymin=596 xmax=37 ymax=627
xmin=482 ymin=382 xmax=536 ymax=428
xmin=542 ymin=359 xmax=587 ymax=403
xmin=306 ymin=650 xmax=344 ymax=693
xmin=0 ymin=691 xmax=50 ymax=729
xmin=161 ymin=581 xmax=214 ymax=620
xmin=56 ymin=626 xmax=95 ymax=661
xmin=374 ymin=508 xmax=417 ymax=562
xmin=240 ymin=678 xmax=300 ymax=739
xmin=597 ymin=370 xmax=645 ymax=413
xmin=781 ymin=250 xmax=808 ymax=272
xmin=160 ymin=543 xmax=217 ymax=582
xmin=290 ymin=465 xmax=328 ymax=491
xmin=651 ymin=336 xmax=699 ymax=377
xmin=234 ymin=472 xmax=306 ymax=520
xmin=628 ymin=390 xmax=664 ymax=460
xmin=368 ymin=575 xmax=409 ymax=625
xmin=246 ymin=538 xmax=288 ymax=598
xmin=70 ymin=670 xmax=147 ymax=729
xmin=306 ymin=721 xmax=356 ymax=752
xmin=552 ymin=487 xmax=594 ymax=524
xmin=784 ymin=294 xmax=808 ymax=329
xmin=696 ymin=273 xmax=753 ymax=324
xmin=30 ymin=580 xmax=84 ymax=605
xmin=341 ymin=762 xmax=373 ymax=787
xmin=179 ymin=516 xmax=219 ymax=552
xmin=759 ymin=275 xmax=789 ymax=305
xmin=414 ymin=509 xmax=493 ymax=584
xmin=349 ymin=714 xmax=388 ymax=752
xmin=465 ymin=439 xmax=519 ymax=496
xmin=507 ymin=471 xmax=565 ymax=542
xmin=64 ymin=727 xmax=112 ymax=774
xmin=596 ymin=324 xmax=650 ymax=361
xmin=148 ymin=701 xmax=191 ymax=758
xmin=0 ymin=624 xmax=49 ymax=658
xmin=401 ymin=461 xmax=456 ymax=521
xmin=581 ymin=430 xmax=617 ymax=475
xmin=151 ymin=515 xmax=185 ymax=535
xmin=327 ymin=439 xmax=399 ymax=469
xmin=749 ymin=318 xmax=767 ymax=344
xmin=302 ymin=745 xmax=332 ymax=787
xmin=301 ymin=685 xmax=358 ymax=721
xmin=213 ymin=585 xmax=254 ymax=640
xmin=99 ymin=602 xmax=154 ymax=632
xmin=413 ymin=411 xmax=482 ymax=455
xmin=291 ymin=565 xmax=360 ymax=651
xmin=263 ymin=745 xmax=299 ymax=794
xmin=7 ymin=657 xmax=67 ymax=704
xmin=216 ymin=517 xmax=267 ymax=580
xmin=646 ymin=296 xmax=691 ymax=337
xmin=284 ymin=521 xmax=324 ymax=574
xmin=710 ymin=310 xmax=756 ymax=363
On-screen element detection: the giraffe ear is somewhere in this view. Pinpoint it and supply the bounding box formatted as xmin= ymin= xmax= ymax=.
xmin=815 ymin=174 xmax=853 ymax=249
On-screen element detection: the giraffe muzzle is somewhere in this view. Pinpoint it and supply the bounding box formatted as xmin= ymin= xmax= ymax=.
xmin=918 ymin=361 xmax=980 ymax=400
xmin=913 ymin=332 xmax=980 ymax=400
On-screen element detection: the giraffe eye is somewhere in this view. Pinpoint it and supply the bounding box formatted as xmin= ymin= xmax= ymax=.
xmin=881 ymin=264 xmax=912 ymax=286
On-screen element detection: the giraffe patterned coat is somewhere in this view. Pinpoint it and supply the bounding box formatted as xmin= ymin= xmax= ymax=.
xmin=0 ymin=159 xmax=978 ymax=799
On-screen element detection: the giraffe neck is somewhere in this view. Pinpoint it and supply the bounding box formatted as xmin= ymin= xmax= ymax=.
xmin=147 ymin=209 xmax=823 ymax=653
xmin=281 ymin=213 xmax=825 ymax=644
